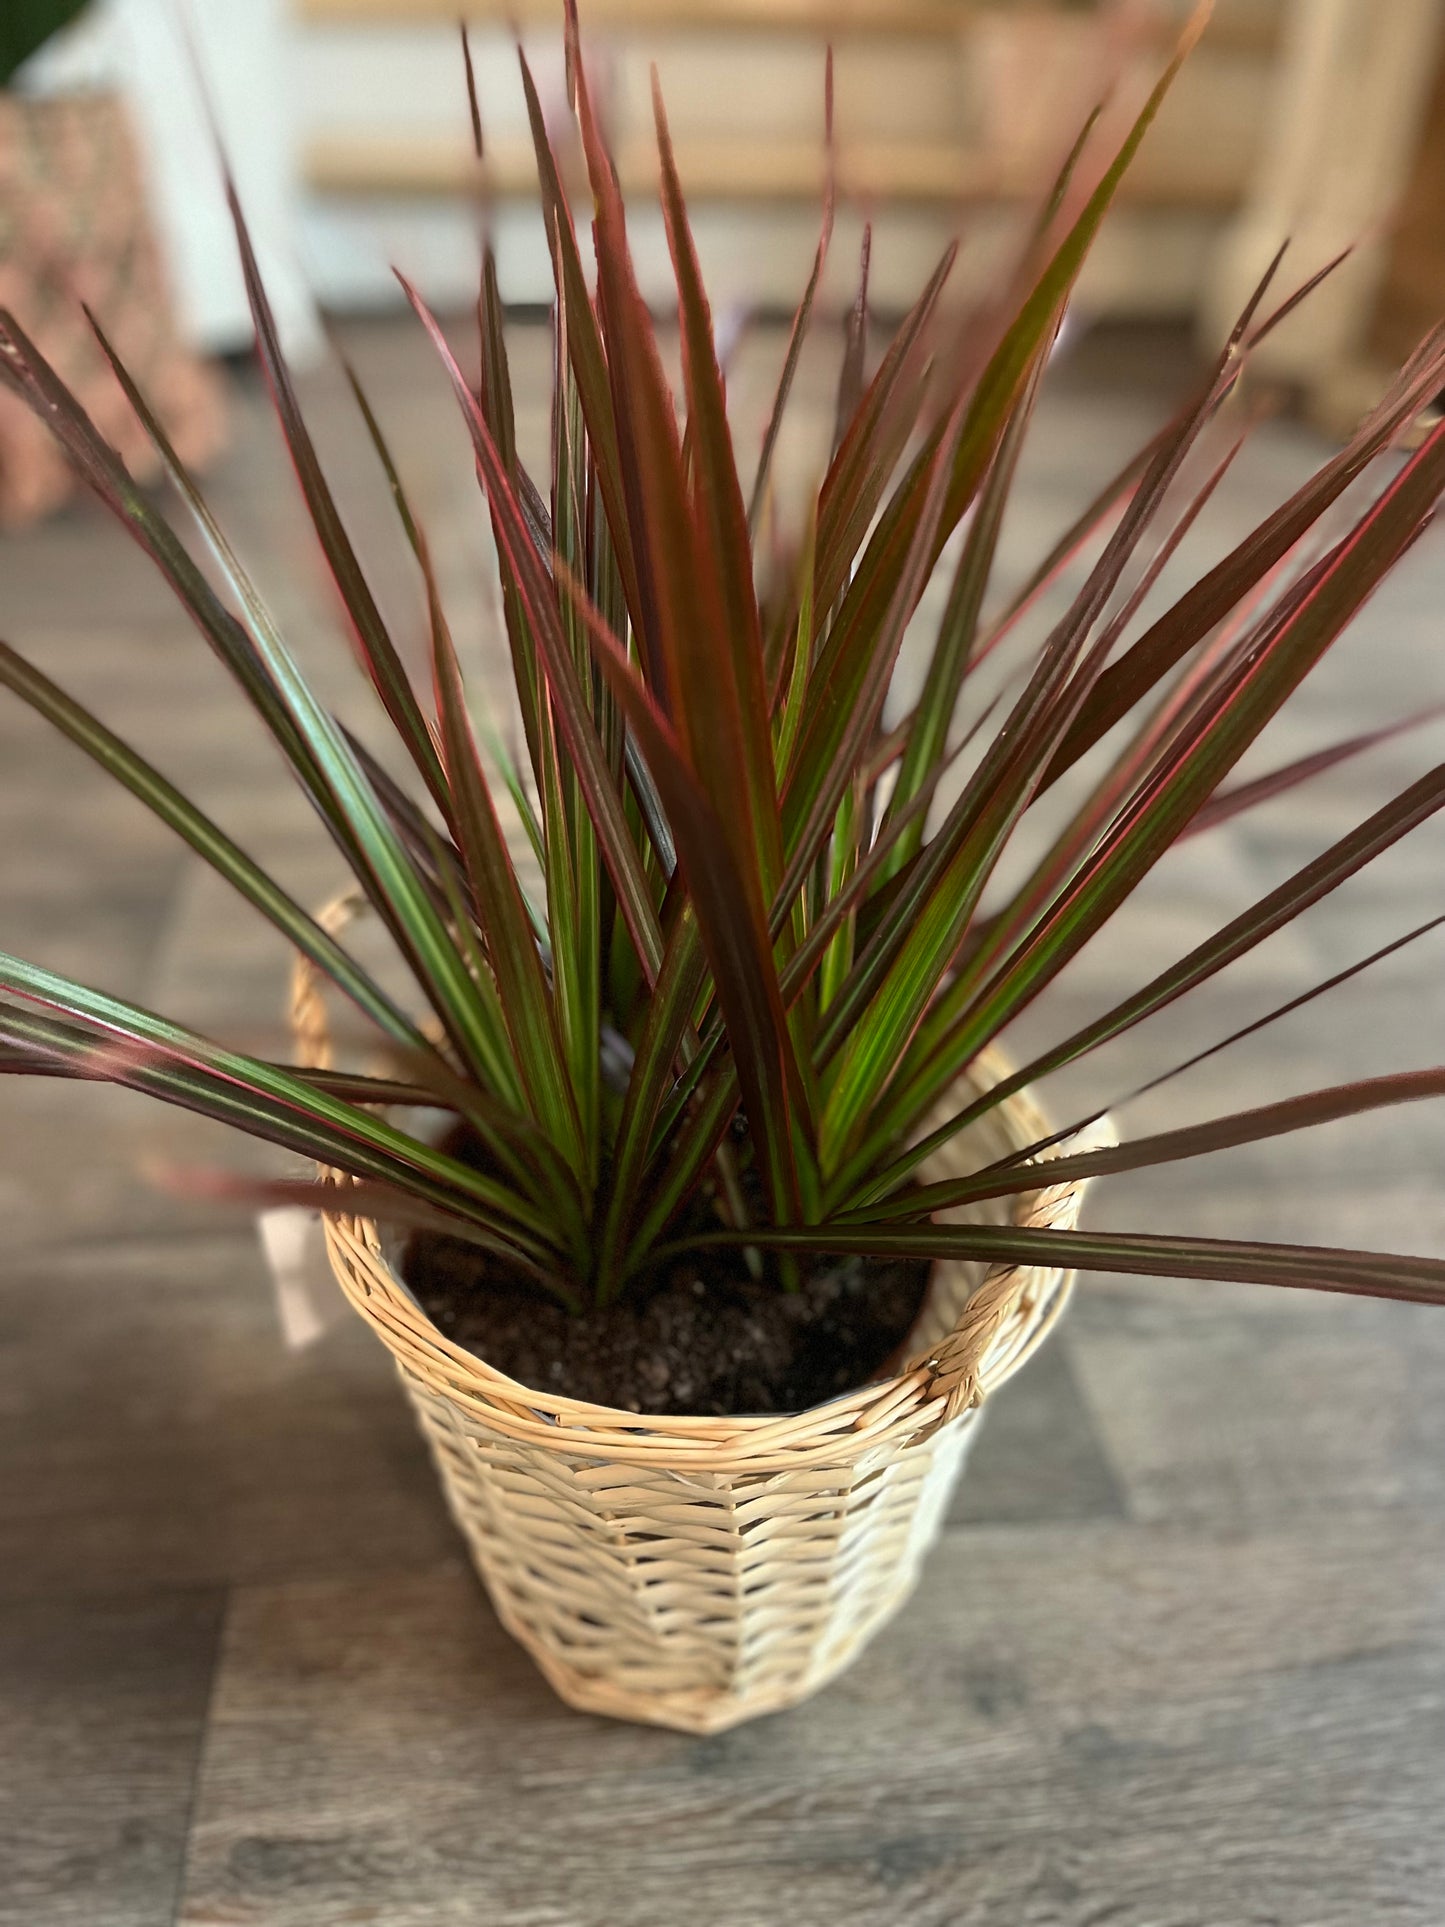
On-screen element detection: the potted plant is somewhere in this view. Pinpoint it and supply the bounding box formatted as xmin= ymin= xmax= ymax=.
xmin=2 ymin=1 xmax=1444 ymax=1734
xmin=0 ymin=0 xmax=223 ymax=525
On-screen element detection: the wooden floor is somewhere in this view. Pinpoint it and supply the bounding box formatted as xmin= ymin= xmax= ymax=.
xmin=2 ymin=317 xmax=1444 ymax=1927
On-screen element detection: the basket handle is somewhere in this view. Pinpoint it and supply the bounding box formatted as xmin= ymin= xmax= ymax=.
xmin=291 ymin=890 xmax=368 ymax=1074
xmin=907 ymin=1117 xmax=1114 ymax=1425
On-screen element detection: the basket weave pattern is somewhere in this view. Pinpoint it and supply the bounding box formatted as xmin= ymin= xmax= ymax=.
xmin=294 ymin=904 xmax=1103 ymax=1733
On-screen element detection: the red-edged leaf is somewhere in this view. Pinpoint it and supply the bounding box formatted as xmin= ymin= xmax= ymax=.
xmin=813 ymin=239 xmax=957 ymax=613
xmin=1185 ymin=700 xmax=1445 ymax=838
xmin=82 ymin=317 xmax=523 ymax=1099
xmin=555 ymin=558 xmax=812 ymax=1220
xmin=517 ymin=43 xmax=645 ymax=641
xmin=833 ymin=225 xmax=872 ymax=455
xmin=653 ymin=74 xmax=783 ymax=893
xmin=0 ymin=310 xmax=362 ymax=866
xmin=811 ymin=331 xmax=1254 ymax=1143
xmin=1044 ymin=322 xmax=1445 ymax=782
xmin=160 ymin=1167 xmax=579 ymax=1307
xmin=895 ymin=424 xmax=1252 ymax=1011
xmin=933 ymin=4 xmax=1212 ymax=553
xmin=214 ymin=194 xmax=450 ymax=818
xmin=924 ymin=457 xmax=1445 ymax=1118
xmin=568 ymin=31 xmax=734 ymax=731
xmin=0 ymin=966 xmax=559 ymax=1260
xmin=544 ymin=293 xmax=604 ymax=1163
xmin=839 ymin=265 xmax=1441 ymax=1121
xmin=400 ymin=274 xmax=667 ymax=989
xmin=964 ymin=426 xmax=1157 ymax=672
xmin=427 ymin=575 xmax=585 ymax=1169
xmin=0 ymin=1009 xmax=441 ymax=1108
xmin=984 ymin=908 xmax=1445 ymax=1186
xmin=663 ymin=1220 xmax=1445 ymax=1308
xmin=882 ymin=343 xmax=1051 ymax=867
xmin=776 ymin=395 xmax=970 ymax=920
xmin=749 ymin=47 xmax=835 ymax=536
xmin=592 ymin=907 xmax=711 ymax=1300
xmin=855 ymin=1068 xmax=1445 ymax=1221
xmin=883 ymin=761 xmax=1445 ymax=1183
xmin=0 ymin=635 xmax=427 ymax=1053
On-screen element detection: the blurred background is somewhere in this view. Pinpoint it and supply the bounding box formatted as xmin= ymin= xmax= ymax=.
xmin=6 ymin=0 xmax=1445 ymax=518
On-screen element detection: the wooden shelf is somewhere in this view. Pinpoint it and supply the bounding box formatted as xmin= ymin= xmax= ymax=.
xmin=307 ymin=132 xmax=986 ymax=203
xmin=305 ymin=130 xmax=1251 ymax=209
xmin=297 ymin=0 xmax=1283 ymax=55
xmin=300 ymin=0 xmax=1011 ymax=35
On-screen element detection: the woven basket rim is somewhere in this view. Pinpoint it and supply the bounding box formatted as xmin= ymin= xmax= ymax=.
xmin=294 ymin=893 xmax=1109 ymax=1466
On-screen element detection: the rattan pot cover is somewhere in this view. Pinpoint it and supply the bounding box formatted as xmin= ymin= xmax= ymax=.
xmin=294 ymin=921 xmax=1105 ymax=1736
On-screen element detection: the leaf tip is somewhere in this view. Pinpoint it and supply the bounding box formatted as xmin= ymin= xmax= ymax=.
xmin=1180 ymin=0 xmax=1215 ymax=59
xmin=461 ymin=19 xmax=485 ymax=161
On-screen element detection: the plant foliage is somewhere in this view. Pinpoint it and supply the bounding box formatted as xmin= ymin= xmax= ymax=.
xmin=2 ymin=1 xmax=1444 ymax=1317
xmin=0 ymin=0 xmax=91 ymax=91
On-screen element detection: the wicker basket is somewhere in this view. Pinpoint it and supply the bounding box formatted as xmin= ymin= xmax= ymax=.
xmin=293 ymin=904 xmax=1106 ymax=1734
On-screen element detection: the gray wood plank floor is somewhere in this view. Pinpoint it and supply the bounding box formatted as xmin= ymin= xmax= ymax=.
xmin=2 ymin=317 xmax=1443 ymax=1927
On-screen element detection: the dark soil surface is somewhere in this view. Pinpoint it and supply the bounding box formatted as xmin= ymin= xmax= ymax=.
xmin=403 ymin=1134 xmax=930 ymax=1418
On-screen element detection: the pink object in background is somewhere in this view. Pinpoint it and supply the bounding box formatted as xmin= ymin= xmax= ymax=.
xmin=0 ymin=89 xmax=224 ymax=527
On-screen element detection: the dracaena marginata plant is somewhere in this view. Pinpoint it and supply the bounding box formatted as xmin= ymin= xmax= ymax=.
xmin=1 ymin=2 xmax=1444 ymax=1321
